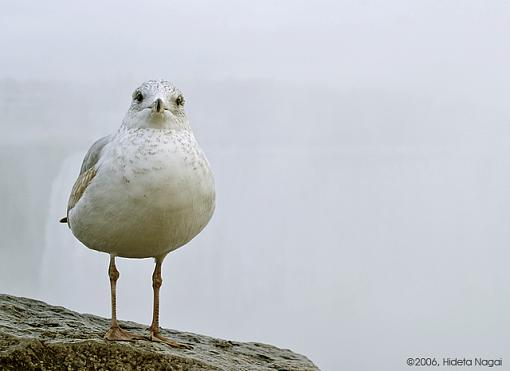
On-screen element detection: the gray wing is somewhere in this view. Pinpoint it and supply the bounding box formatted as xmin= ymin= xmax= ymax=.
xmin=79 ymin=135 xmax=112 ymax=175
xmin=60 ymin=135 xmax=112 ymax=224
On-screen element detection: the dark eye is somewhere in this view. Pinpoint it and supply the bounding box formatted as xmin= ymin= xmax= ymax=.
xmin=175 ymin=95 xmax=184 ymax=106
xmin=134 ymin=91 xmax=144 ymax=103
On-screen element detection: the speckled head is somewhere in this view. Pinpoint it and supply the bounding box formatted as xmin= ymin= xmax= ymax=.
xmin=122 ymin=80 xmax=189 ymax=130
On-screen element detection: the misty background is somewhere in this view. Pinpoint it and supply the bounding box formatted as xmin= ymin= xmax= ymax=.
xmin=1 ymin=1 xmax=510 ymax=370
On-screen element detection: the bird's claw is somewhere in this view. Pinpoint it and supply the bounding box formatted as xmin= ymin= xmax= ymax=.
xmin=104 ymin=326 xmax=145 ymax=342
xmin=150 ymin=331 xmax=193 ymax=349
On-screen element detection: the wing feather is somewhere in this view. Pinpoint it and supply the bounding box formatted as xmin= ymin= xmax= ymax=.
xmin=67 ymin=166 xmax=97 ymax=212
xmin=79 ymin=135 xmax=112 ymax=175
xmin=60 ymin=135 xmax=112 ymax=225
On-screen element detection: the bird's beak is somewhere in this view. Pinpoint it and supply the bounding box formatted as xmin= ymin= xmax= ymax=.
xmin=152 ymin=98 xmax=165 ymax=114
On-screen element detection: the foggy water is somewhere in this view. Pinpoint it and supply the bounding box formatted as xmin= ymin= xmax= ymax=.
xmin=2 ymin=1 xmax=510 ymax=370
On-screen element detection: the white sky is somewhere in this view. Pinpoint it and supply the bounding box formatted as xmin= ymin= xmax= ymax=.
xmin=1 ymin=0 xmax=509 ymax=90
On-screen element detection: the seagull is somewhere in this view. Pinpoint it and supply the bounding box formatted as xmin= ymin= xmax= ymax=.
xmin=60 ymin=80 xmax=215 ymax=348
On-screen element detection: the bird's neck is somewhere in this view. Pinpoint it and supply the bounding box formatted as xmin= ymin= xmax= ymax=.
xmin=120 ymin=118 xmax=191 ymax=132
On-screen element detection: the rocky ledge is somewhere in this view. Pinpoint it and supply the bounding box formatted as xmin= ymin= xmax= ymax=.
xmin=0 ymin=294 xmax=319 ymax=371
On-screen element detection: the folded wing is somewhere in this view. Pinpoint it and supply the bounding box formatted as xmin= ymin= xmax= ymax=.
xmin=60 ymin=135 xmax=112 ymax=225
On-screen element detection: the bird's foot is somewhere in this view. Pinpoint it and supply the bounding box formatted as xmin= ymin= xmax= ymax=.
xmin=104 ymin=326 xmax=144 ymax=342
xmin=150 ymin=330 xmax=193 ymax=349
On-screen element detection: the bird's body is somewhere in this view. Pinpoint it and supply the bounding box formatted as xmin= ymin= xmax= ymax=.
xmin=69 ymin=126 xmax=215 ymax=258
xmin=62 ymin=80 xmax=214 ymax=347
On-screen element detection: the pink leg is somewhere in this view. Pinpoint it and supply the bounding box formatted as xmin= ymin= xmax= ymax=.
xmin=104 ymin=255 xmax=144 ymax=341
xmin=149 ymin=257 xmax=192 ymax=349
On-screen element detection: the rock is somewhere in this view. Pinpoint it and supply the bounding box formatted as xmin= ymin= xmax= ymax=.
xmin=0 ymin=294 xmax=319 ymax=370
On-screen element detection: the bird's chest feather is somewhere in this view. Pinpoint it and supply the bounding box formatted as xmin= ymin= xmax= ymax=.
xmin=100 ymin=129 xmax=213 ymax=211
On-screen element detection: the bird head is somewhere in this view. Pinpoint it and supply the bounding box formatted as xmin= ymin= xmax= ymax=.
xmin=122 ymin=80 xmax=189 ymax=130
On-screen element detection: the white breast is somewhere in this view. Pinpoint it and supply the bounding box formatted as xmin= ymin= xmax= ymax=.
xmin=69 ymin=128 xmax=215 ymax=258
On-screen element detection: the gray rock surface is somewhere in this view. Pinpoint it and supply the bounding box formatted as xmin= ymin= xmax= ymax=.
xmin=0 ymin=294 xmax=319 ymax=371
